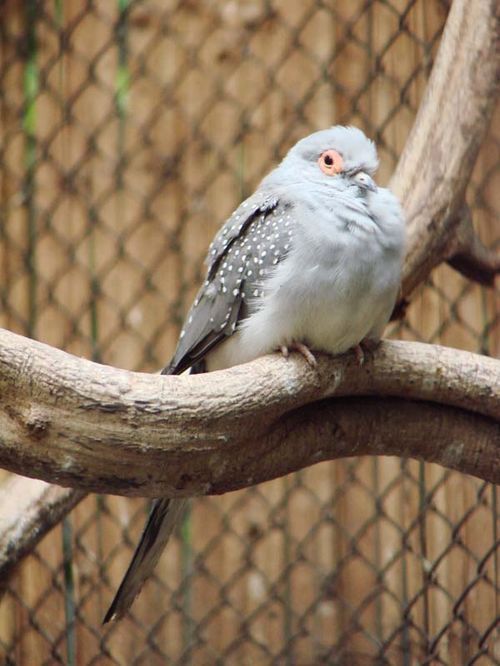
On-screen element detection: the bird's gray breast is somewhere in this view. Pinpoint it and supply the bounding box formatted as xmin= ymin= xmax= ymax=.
xmin=240 ymin=193 xmax=402 ymax=357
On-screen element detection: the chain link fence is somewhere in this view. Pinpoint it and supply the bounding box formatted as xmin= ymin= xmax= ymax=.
xmin=0 ymin=0 xmax=498 ymax=663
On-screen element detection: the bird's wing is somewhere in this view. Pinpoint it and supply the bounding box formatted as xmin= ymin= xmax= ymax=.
xmin=103 ymin=497 xmax=187 ymax=623
xmin=163 ymin=189 xmax=295 ymax=375
xmin=103 ymin=190 xmax=296 ymax=623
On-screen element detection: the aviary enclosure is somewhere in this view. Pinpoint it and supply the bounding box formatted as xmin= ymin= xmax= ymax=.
xmin=0 ymin=0 xmax=498 ymax=664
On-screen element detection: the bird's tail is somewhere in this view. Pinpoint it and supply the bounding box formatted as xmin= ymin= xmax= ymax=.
xmin=103 ymin=497 xmax=187 ymax=623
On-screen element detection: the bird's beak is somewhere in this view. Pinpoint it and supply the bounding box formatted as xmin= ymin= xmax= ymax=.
xmin=352 ymin=171 xmax=377 ymax=192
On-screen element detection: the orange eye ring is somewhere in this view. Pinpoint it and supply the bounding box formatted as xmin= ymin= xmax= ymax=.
xmin=318 ymin=149 xmax=343 ymax=176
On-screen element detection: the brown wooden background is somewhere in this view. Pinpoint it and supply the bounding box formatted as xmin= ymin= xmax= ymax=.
xmin=0 ymin=1 xmax=498 ymax=664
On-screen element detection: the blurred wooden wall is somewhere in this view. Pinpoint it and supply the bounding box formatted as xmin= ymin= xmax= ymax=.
xmin=0 ymin=1 xmax=498 ymax=664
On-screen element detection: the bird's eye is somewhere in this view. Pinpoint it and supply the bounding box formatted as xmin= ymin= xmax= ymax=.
xmin=318 ymin=150 xmax=343 ymax=176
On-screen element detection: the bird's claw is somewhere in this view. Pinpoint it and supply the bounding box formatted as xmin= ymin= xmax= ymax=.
xmin=353 ymin=344 xmax=365 ymax=366
xmin=281 ymin=342 xmax=317 ymax=367
xmin=352 ymin=339 xmax=379 ymax=366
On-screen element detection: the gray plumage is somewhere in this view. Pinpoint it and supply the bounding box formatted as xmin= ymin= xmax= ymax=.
xmin=103 ymin=125 xmax=405 ymax=622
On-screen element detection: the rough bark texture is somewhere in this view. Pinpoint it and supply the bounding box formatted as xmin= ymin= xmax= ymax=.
xmin=0 ymin=331 xmax=498 ymax=496
xmin=390 ymin=0 xmax=500 ymax=303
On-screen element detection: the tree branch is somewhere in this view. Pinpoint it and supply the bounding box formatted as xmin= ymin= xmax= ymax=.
xmin=0 ymin=329 xmax=498 ymax=496
xmin=236 ymin=399 xmax=499 ymax=490
xmin=390 ymin=0 xmax=500 ymax=302
xmin=446 ymin=205 xmax=500 ymax=286
xmin=0 ymin=479 xmax=84 ymax=578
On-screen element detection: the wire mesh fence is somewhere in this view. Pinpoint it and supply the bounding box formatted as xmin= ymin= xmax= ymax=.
xmin=0 ymin=0 xmax=498 ymax=663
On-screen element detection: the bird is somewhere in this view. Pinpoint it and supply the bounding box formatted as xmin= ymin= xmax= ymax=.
xmin=103 ymin=125 xmax=406 ymax=623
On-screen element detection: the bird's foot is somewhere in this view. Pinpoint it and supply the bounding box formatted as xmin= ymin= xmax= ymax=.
xmin=280 ymin=341 xmax=317 ymax=367
xmin=352 ymin=339 xmax=379 ymax=366
xmin=353 ymin=344 xmax=365 ymax=366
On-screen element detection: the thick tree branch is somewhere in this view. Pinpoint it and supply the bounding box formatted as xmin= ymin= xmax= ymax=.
xmin=390 ymin=0 xmax=500 ymax=302
xmin=237 ymin=399 xmax=499 ymax=491
xmin=0 ymin=479 xmax=84 ymax=578
xmin=0 ymin=329 xmax=498 ymax=497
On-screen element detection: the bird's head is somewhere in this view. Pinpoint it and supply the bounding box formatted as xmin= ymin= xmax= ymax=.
xmin=276 ymin=125 xmax=379 ymax=194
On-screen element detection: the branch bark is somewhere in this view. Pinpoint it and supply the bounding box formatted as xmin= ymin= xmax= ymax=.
xmin=0 ymin=479 xmax=84 ymax=578
xmin=0 ymin=330 xmax=498 ymax=496
xmin=446 ymin=205 xmax=500 ymax=286
xmin=390 ymin=0 xmax=500 ymax=303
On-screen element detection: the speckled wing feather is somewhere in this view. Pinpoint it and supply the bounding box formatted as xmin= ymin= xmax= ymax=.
xmin=163 ymin=189 xmax=295 ymax=375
